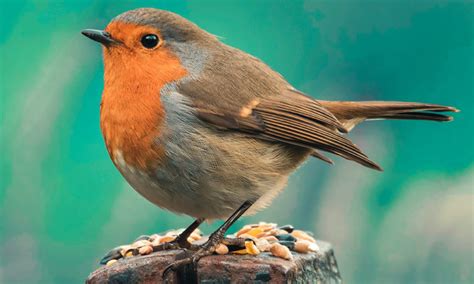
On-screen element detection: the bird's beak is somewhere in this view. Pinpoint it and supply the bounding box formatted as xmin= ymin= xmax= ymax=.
xmin=81 ymin=29 xmax=120 ymax=46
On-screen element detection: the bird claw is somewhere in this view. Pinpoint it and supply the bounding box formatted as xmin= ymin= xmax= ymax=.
xmin=162 ymin=256 xmax=195 ymax=280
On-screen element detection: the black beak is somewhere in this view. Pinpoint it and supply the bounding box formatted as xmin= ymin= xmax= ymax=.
xmin=81 ymin=29 xmax=119 ymax=46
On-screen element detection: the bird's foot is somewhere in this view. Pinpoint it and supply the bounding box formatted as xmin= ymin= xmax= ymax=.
xmin=162 ymin=229 xmax=225 ymax=279
xmin=99 ymin=228 xmax=202 ymax=265
xmin=162 ymin=201 xmax=254 ymax=279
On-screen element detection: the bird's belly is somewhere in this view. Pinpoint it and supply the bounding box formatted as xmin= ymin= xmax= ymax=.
xmin=113 ymin=92 xmax=309 ymax=219
xmin=116 ymin=131 xmax=308 ymax=219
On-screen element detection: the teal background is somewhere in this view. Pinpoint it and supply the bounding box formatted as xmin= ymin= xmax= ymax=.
xmin=1 ymin=0 xmax=473 ymax=283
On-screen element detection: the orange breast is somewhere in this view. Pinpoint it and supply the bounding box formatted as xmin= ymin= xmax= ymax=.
xmin=100 ymin=26 xmax=188 ymax=172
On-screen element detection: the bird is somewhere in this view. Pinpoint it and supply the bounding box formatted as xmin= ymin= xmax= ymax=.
xmin=81 ymin=8 xmax=458 ymax=274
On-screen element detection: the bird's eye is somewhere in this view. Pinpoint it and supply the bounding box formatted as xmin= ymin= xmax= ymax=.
xmin=140 ymin=34 xmax=159 ymax=49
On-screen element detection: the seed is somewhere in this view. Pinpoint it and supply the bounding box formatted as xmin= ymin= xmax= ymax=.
xmin=268 ymin=229 xmax=289 ymax=236
xmin=255 ymin=232 xmax=268 ymax=238
xmin=291 ymin=230 xmax=316 ymax=243
xmin=245 ymin=241 xmax=260 ymax=255
xmin=119 ymin=245 xmax=133 ymax=257
xmin=270 ymin=243 xmax=293 ymax=260
xmin=149 ymin=234 xmax=161 ymax=241
xmin=165 ymin=230 xmax=178 ymax=237
xmin=294 ymin=240 xmax=320 ymax=253
xmin=267 ymin=229 xmax=277 ymax=236
xmin=255 ymin=238 xmax=271 ymax=252
xmin=236 ymin=226 xmax=251 ymax=237
xmin=237 ymin=233 xmax=257 ymax=241
xmin=246 ymin=227 xmax=264 ymax=237
xmin=151 ymin=237 xmax=161 ymax=247
xmin=189 ymin=232 xmax=202 ymax=241
xmin=260 ymin=227 xmax=273 ymax=233
xmin=278 ymin=240 xmax=295 ymax=250
xmin=138 ymin=245 xmax=153 ymax=255
xmin=262 ymin=235 xmax=279 ymax=243
xmin=259 ymin=223 xmax=277 ymax=232
xmin=159 ymin=235 xmax=176 ymax=244
xmin=279 ymin=224 xmax=294 ymax=233
xmin=102 ymin=223 xmax=317 ymax=264
xmin=215 ymin=243 xmax=229 ymax=255
xmin=275 ymin=234 xmax=297 ymax=242
xmin=132 ymin=239 xmax=152 ymax=248
xmin=232 ymin=248 xmax=248 ymax=255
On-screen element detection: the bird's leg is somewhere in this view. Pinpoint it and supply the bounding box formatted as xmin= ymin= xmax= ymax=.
xmin=152 ymin=217 xmax=205 ymax=251
xmin=163 ymin=200 xmax=254 ymax=278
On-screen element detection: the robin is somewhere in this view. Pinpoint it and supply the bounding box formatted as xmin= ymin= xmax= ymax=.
xmin=82 ymin=8 xmax=458 ymax=274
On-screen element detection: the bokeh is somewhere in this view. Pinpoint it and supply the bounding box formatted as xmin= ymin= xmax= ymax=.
xmin=1 ymin=0 xmax=473 ymax=283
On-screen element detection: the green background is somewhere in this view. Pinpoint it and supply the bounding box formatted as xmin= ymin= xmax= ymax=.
xmin=1 ymin=0 xmax=473 ymax=283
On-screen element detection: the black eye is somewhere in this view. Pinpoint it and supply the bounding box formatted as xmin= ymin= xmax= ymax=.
xmin=140 ymin=34 xmax=159 ymax=49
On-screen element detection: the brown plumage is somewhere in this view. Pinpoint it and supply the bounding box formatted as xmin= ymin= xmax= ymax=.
xmin=195 ymin=91 xmax=458 ymax=171
xmin=83 ymin=8 xmax=459 ymax=219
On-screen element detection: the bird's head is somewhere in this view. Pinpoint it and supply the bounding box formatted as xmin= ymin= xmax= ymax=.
xmin=82 ymin=8 xmax=216 ymax=86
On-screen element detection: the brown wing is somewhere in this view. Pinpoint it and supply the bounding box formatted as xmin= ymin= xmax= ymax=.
xmin=194 ymin=89 xmax=382 ymax=171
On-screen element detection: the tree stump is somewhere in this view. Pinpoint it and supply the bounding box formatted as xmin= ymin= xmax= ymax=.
xmin=86 ymin=240 xmax=341 ymax=283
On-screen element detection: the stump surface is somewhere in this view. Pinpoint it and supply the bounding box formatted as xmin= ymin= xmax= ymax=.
xmin=86 ymin=240 xmax=341 ymax=283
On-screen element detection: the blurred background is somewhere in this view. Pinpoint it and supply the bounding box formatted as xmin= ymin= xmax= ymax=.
xmin=1 ymin=0 xmax=473 ymax=283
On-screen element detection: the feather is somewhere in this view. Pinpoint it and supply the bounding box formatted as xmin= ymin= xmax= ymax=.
xmin=193 ymin=91 xmax=384 ymax=170
xmin=318 ymin=100 xmax=458 ymax=131
xmin=311 ymin=151 xmax=334 ymax=165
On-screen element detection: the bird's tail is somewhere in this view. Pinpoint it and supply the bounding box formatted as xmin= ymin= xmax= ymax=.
xmin=318 ymin=100 xmax=459 ymax=132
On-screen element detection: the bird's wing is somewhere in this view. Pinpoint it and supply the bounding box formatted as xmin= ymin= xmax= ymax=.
xmin=190 ymin=89 xmax=381 ymax=170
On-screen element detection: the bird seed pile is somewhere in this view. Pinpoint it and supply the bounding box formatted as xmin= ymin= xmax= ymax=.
xmin=102 ymin=222 xmax=320 ymax=266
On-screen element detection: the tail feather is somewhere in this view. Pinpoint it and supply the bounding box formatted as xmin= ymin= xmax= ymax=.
xmin=377 ymin=111 xmax=453 ymax=122
xmin=318 ymin=100 xmax=459 ymax=131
